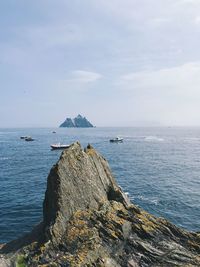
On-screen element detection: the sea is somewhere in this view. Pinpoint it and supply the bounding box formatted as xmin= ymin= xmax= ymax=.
xmin=0 ymin=127 xmax=200 ymax=243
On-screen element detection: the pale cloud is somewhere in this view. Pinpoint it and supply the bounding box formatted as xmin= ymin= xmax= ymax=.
xmin=57 ymin=70 xmax=103 ymax=93
xmin=117 ymin=62 xmax=200 ymax=126
xmin=120 ymin=62 xmax=200 ymax=95
xmin=93 ymin=1 xmax=172 ymax=24
xmin=68 ymin=70 xmax=103 ymax=83
xmin=149 ymin=17 xmax=171 ymax=27
xmin=194 ymin=16 xmax=200 ymax=24
xmin=181 ymin=0 xmax=200 ymax=3
xmin=95 ymin=0 xmax=200 ymax=30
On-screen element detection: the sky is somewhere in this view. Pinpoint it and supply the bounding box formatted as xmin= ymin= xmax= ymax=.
xmin=1 ymin=0 xmax=200 ymax=127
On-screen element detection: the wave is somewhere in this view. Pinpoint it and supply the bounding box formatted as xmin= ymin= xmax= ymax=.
xmin=136 ymin=195 xmax=160 ymax=205
xmin=144 ymin=136 xmax=164 ymax=142
xmin=0 ymin=157 xmax=10 ymax=161
xmin=124 ymin=192 xmax=159 ymax=206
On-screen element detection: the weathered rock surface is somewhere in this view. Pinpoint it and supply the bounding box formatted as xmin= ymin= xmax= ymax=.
xmin=60 ymin=115 xmax=94 ymax=128
xmin=1 ymin=142 xmax=200 ymax=266
xmin=43 ymin=142 xmax=129 ymax=247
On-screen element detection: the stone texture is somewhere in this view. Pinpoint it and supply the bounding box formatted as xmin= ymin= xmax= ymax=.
xmin=0 ymin=142 xmax=200 ymax=267
xmin=43 ymin=142 xmax=129 ymax=246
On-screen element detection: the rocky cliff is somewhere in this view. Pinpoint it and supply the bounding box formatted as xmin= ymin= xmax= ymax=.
xmin=1 ymin=143 xmax=200 ymax=267
xmin=60 ymin=115 xmax=94 ymax=128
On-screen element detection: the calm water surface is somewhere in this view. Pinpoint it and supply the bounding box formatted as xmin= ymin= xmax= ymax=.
xmin=0 ymin=127 xmax=200 ymax=243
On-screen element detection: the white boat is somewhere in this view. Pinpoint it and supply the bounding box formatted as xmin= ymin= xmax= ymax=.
xmin=51 ymin=143 xmax=70 ymax=150
xmin=109 ymin=137 xmax=123 ymax=143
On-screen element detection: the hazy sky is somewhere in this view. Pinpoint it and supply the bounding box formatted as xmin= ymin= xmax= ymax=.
xmin=1 ymin=0 xmax=200 ymax=127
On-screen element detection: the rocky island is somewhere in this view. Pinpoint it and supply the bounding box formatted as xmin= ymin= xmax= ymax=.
xmin=1 ymin=143 xmax=200 ymax=266
xmin=60 ymin=115 xmax=94 ymax=128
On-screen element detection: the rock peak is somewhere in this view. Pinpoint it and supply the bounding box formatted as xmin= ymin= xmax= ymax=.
xmin=43 ymin=142 xmax=129 ymax=244
xmin=59 ymin=114 xmax=94 ymax=128
xmin=77 ymin=114 xmax=83 ymax=118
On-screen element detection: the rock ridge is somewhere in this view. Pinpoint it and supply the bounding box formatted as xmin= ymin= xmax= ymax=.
xmin=0 ymin=142 xmax=200 ymax=267
xmin=43 ymin=142 xmax=129 ymax=246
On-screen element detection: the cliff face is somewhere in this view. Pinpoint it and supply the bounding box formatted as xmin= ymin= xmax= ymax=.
xmin=1 ymin=143 xmax=200 ymax=267
xmin=60 ymin=115 xmax=94 ymax=128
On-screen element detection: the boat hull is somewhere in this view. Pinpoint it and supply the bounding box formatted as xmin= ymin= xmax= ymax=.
xmin=25 ymin=138 xmax=34 ymax=141
xmin=51 ymin=145 xmax=70 ymax=150
xmin=110 ymin=139 xmax=123 ymax=143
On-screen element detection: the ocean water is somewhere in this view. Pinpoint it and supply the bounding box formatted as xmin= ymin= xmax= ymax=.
xmin=0 ymin=127 xmax=200 ymax=243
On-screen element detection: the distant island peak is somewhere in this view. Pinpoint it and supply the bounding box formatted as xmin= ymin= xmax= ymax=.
xmin=60 ymin=114 xmax=94 ymax=128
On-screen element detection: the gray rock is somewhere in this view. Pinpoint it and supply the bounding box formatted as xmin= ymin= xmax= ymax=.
xmin=59 ymin=114 xmax=94 ymax=127
xmin=43 ymin=142 xmax=129 ymax=245
xmin=0 ymin=256 xmax=12 ymax=267
xmin=60 ymin=118 xmax=74 ymax=127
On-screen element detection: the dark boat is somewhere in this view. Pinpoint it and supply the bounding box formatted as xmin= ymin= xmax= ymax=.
xmin=20 ymin=136 xmax=28 ymax=139
xmin=25 ymin=137 xmax=35 ymax=142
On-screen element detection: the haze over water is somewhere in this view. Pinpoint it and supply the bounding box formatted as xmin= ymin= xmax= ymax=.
xmin=0 ymin=127 xmax=200 ymax=243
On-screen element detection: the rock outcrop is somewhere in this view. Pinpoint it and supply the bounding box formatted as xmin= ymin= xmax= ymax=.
xmin=1 ymin=143 xmax=200 ymax=267
xmin=60 ymin=115 xmax=94 ymax=128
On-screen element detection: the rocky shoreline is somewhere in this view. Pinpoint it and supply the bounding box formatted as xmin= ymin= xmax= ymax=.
xmin=0 ymin=142 xmax=200 ymax=266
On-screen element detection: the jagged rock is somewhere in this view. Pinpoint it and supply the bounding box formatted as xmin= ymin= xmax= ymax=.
xmin=60 ymin=118 xmax=74 ymax=128
xmin=1 ymin=143 xmax=200 ymax=267
xmin=60 ymin=115 xmax=94 ymax=128
xmin=43 ymin=142 xmax=129 ymax=246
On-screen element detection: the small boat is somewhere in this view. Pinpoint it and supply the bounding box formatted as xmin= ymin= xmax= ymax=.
xmin=20 ymin=136 xmax=28 ymax=139
xmin=51 ymin=143 xmax=70 ymax=150
xmin=52 ymin=131 xmax=56 ymax=134
xmin=110 ymin=137 xmax=123 ymax=143
xmin=25 ymin=137 xmax=35 ymax=142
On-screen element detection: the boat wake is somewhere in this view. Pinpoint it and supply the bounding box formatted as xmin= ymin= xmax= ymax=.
xmin=144 ymin=136 xmax=164 ymax=142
